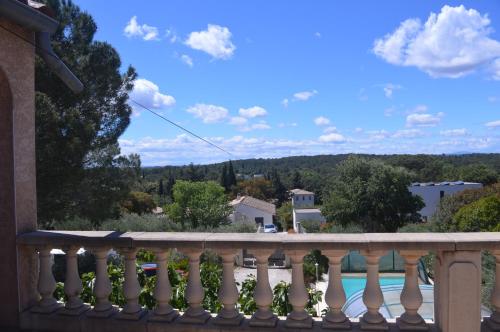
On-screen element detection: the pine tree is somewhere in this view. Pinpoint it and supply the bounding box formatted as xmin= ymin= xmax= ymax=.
xmin=292 ymin=171 xmax=303 ymax=189
xmin=220 ymin=163 xmax=228 ymax=190
xmin=270 ymin=169 xmax=287 ymax=206
xmin=158 ymin=179 xmax=164 ymax=197
xmin=228 ymin=160 xmax=237 ymax=188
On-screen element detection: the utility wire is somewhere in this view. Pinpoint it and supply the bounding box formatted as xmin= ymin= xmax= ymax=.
xmin=0 ymin=23 xmax=234 ymax=157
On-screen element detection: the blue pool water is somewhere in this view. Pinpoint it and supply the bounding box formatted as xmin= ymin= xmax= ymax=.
xmin=342 ymin=276 xmax=405 ymax=299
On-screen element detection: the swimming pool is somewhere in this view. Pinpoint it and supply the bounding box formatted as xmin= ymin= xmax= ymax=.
xmin=342 ymin=275 xmax=405 ymax=299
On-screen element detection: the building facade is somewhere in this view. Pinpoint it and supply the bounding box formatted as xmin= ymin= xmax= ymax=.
xmin=230 ymin=195 xmax=276 ymax=226
xmin=409 ymin=181 xmax=483 ymax=220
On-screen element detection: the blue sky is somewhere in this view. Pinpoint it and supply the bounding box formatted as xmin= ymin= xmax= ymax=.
xmin=75 ymin=0 xmax=500 ymax=165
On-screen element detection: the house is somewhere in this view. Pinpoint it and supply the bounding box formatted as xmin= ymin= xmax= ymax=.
xmin=409 ymin=181 xmax=483 ymax=221
xmin=290 ymin=188 xmax=315 ymax=208
xmin=230 ymin=195 xmax=276 ymax=227
xmin=290 ymin=189 xmax=326 ymax=232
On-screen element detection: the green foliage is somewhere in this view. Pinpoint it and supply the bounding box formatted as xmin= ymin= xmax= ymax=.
xmin=121 ymin=191 xmax=156 ymax=215
xmin=234 ymin=178 xmax=274 ymax=201
xmin=320 ymin=222 xmax=364 ymax=233
xmin=322 ymin=157 xmax=424 ymax=232
xmin=99 ymin=214 xmax=182 ymax=232
xmin=167 ymin=180 xmax=231 ymax=229
xmin=36 ymin=0 xmax=138 ymax=226
xmin=300 ymin=220 xmax=321 ymax=233
xmin=238 ymin=275 xmax=257 ymax=315
xmin=433 ymin=183 xmax=500 ymax=231
xmin=303 ymin=250 xmax=328 ymax=283
xmin=454 ymin=195 xmax=500 ymax=232
xmin=277 ymin=201 xmax=293 ymax=231
xmin=458 ymin=164 xmax=498 ymax=185
xmin=200 ymin=262 xmax=222 ymax=313
xmin=271 ymin=281 xmax=291 ymax=316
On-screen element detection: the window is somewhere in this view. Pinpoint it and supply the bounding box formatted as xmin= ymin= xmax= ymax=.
xmin=440 ymin=190 xmax=445 ymax=199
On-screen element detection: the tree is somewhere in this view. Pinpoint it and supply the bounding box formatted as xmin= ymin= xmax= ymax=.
xmin=270 ymin=169 xmax=287 ymax=206
xmin=458 ymin=164 xmax=498 ymax=185
xmin=277 ymin=201 xmax=293 ymax=231
xmin=291 ymin=171 xmax=303 ymax=189
xmin=432 ymin=183 xmax=500 ymax=231
xmin=167 ymin=181 xmax=232 ymax=229
xmin=186 ymin=163 xmax=201 ymax=181
xmin=220 ymin=163 xmax=228 ymax=190
xmin=453 ymin=195 xmax=500 ymax=232
xmin=234 ymin=178 xmax=274 ymax=200
xmin=227 ymin=161 xmax=237 ymax=188
xmin=322 ymin=157 xmax=424 ymax=232
xmin=121 ymin=191 xmax=156 ymax=215
xmin=35 ymin=0 xmax=137 ymax=225
xmin=158 ymin=179 xmax=164 ymax=197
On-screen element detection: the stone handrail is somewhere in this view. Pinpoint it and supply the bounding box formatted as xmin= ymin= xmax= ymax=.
xmin=17 ymin=230 xmax=500 ymax=332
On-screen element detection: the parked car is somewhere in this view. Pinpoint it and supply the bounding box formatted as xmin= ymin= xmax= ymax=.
xmin=263 ymin=224 xmax=278 ymax=233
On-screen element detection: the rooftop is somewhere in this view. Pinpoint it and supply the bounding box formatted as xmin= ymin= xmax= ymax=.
xmin=230 ymin=195 xmax=276 ymax=215
xmin=410 ymin=181 xmax=481 ymax=187
xmin=290 ymin=188 xmax=314 ymax=195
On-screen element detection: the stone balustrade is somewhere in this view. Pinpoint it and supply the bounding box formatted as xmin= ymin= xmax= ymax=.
xmin=16 ymin=230 xmax=500 ymax=332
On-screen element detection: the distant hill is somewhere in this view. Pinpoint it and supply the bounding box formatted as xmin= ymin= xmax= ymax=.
xmin=142 ymin=154 xmax=500 ymax=202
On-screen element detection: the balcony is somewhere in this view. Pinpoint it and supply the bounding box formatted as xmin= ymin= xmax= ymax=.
xmin=16 ymin=231 xmax=500 ymax=332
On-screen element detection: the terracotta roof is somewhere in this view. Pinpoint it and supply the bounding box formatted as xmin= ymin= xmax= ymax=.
xmin=230 ymin=196 xmax=276 ymax=215
xmin=290 ymin=188 xmax=314 ymax=195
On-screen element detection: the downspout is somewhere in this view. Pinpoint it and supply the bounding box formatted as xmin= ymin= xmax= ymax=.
xmin=35 ymin=31 xmax=83 ymax=93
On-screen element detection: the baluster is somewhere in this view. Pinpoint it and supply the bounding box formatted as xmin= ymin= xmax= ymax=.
xmin=86 ymin=247 xmax=117 ymax=318
xmin=179 ymin=249 xmax=210 ymax=324
xmin=214 ymin=249 xmax=243 ymax=326
xmin=117 ymin=248 xmax=145 ymax=320
xmin=485 ymin=250 xmax=500 ymax=331
xmin=360 ymin=250 xmax=388 ymax=331
xmin=323 ymin=250 xmax=351 ymax=329
xmin=59 ymin=246 xmax=89 ymax=315
xmin=285 ymin=249 xmax=312 ymax=328
xmin=249 ymin=249 xmax=277 ymax=327
xmin=149 ymin=248 xmax=178 ymax=322
xmin=397 ymin=250 xmax=428 ymax=330
xmin=31 ymin=247 xmax=62 ymax=313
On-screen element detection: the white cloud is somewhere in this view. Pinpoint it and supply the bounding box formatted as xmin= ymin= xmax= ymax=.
xmin=278 ymin=122 xmax=298 ymax=128
xmin=392 ymin=129 xmax=425 ymax=138
xmin=318 ymin=133 xmax=346 ymax=143
xmin=315 ymin=32 xmax=321 ymax=38
xmin=323 ymin=126 xmax=338 ymax=133
xmin=440 ymin=128 xmax=468 ymax=136
xmin=354 ymin=127 xmax=363 ymax=133
xmin=492 ymin=59 xmax=500 ymax=80
xmin=314 ymin=116 xmax=330 ymax=126
xmin=383 ymin=83 xmax=401 ymax=98
xmin=165 ymin=28 xmax=178 ymax=43
xmin=124 ymin=16 xmax=159 ymax=41
xmin=229 ymin=116 xmax=247 ymax=126
xmin=186 ymin=104 xmax=228 ymax=123
xmin=185 ymin=24 xmax=236 ymax=60
xmin=240 ymin=121 xmax=271 ymax=132
xmin=130 ymin=78 xmax=175 ymax=111
xmin=293 ymin=90 xmax=318 ymax=101
xmin=384 ymin=107 xmax=396 ymax=117
xmin=373 ymin=5 xmax=500 ymax=78
xmin=408 ymin=105 xmax=428 ymax=114
xmin=406 ymin=112 xmax=444 ymax=127
xmin=180 ymin=54 xmax=193 ymax=67
xmin=485 ymin=120 xmax=500 ymax=128
xmin=239 ymin=106 xmax=267 ymax=118
xmin=367 ymin=130 xmax=390 ymax=140
xmin=281 ymin=98 xmax=289 ymax=108
xmin=488 ymin=96 xmax=498 ymax=103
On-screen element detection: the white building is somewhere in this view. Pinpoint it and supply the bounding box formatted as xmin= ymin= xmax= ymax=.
xmin=409 ymin=181 xmax=483 ymax=221
xmin=289 ymin=188 xmax=326 ymax=232
xmin=290 ymin=188 xmax=315 ymax=208
xmin=230 ymin=195 xmax=276 ymax=227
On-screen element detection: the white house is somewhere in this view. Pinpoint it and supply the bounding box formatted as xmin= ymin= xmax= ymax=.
xmin=230 ymin=195 xmax=276 ymax=227
xmin=290 ymin=188 xmax=326 ymax=232
xmin=409 ymin=181 xmax=483 ymax=221
xmin=290 ymin=188 xmax=315 ymax=208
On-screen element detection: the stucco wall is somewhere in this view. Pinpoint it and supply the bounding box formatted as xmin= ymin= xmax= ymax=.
xmin=0 ymin=18 xmax=38 ymax=328
xmin=231 ymin=203 xmax=273 ymax=226
xmin=292 ymin=194 xmax=314 ymax=208
xmin=409 ymin=183 xmax=483 ymax=219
